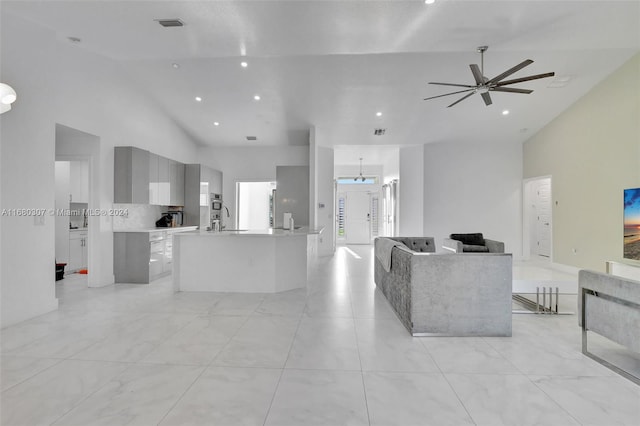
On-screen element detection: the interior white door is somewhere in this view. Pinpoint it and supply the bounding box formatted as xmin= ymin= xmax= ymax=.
xmin=535 ymin=178 xmax=552 ymax=257
xmin=345 ymin=191 xmax=371 ymax=244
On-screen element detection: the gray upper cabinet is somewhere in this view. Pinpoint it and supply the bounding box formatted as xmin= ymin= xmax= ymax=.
xmin=184 ymin=164 xmax=223 ymax=227
xmin=209 ymin=169 xmax=223 ymax=195
xmin=115 ymin=147 xmax=186 ymax=206
xmin=149 ymin=152 xmax=160 ymax=205
xmin=169 ymin=160 xmax=185 ymax=206
xmin=114 ymin=146 xmax=150 ymax=204
xmin=158 ymin=155 xmax=170 ymax=205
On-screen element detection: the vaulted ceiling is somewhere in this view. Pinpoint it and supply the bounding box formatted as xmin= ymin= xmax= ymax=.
xmin=4 ymin=1 xmax=640 ymax=149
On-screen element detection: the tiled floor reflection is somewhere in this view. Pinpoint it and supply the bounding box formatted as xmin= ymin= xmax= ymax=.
xmin=1 ymin=246 xmax=639 ymax=425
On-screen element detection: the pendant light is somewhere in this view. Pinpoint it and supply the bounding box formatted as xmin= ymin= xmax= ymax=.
xmin=354 ymin=157 xmax=366 ymax=182
xmin=0 ymin=83 xmax=17 ymax=114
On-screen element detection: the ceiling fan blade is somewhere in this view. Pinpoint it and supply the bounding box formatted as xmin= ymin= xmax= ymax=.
xmin=495 ymin=72 xmax=555 ymax=86
xmin=429 ymin=82 xmax=476 ymax=88
xmin=447 ymin=91 xmax=476 ymax=108
xmin=490 ymin=87 xmax=533 ymax=94
xmin=487 ymin=59 xmax=534 ymax=84
xmin=424 ymin=88 xmax=475 ymax=101
xmin=481 ymin=92 xmax=492 ymax=106
xmin=469 ymin=64 xmax=485 ymax=85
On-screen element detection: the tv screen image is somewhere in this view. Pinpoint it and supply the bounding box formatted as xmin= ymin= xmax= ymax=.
xmin=624 ymin=187 xmax=640 ymax=261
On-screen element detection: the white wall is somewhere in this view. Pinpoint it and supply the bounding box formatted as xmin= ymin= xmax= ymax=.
xmin=309 ymin=130 xmax=336 ymax=255
xmin=198 ymin=146 xmax=309 ymax=229
xmin=316 ymin=146 xmax=335 ymax=255
xmin=423 ymin=140 xmax=523 ymax=255
xmin=399 ymin=145 xmax=424 ymax=236
xmin=1 ymin=13 xmax=59 ymax=326
xmin=524 ymin=54 xmax=640 ymax=271
xmin=1 ymin=13 xmax=199 ymax=327
xmin=55 ymin=162 xmax=71 ymax=264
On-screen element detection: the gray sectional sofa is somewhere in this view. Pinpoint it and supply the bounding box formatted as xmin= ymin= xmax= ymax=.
xmin=374 ymin=237 xmax=512 ymax=336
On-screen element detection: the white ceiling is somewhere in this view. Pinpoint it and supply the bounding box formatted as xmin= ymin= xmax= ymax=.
xmin=4 ymin=0 xmax=640 ymax=153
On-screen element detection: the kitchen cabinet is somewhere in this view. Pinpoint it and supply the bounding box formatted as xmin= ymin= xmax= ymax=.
xmin=114 ymin=146 xmax=150 ymax=204
xmin=169 ymin=160 xmax=185 ymax=206
xmin=149 ymin=152 xmax=160 ymax=205
xmin=113 ymin=227 xmax=195 ymax=283
xmin=148 ymin=154 xmax=179 ymax=206
xmin=115 ymin=147 xmax=185 ymax=207
xmin=69 ymin=161 xmax=89 ymax=203
xmin=149 ymin=232 xmax=166 ymax=280
xmin=184 ymin=164 xmax=223 ymax=227
xmin=68 ymin=230 xmax=88 ymax=271
xmin=158 ymin=155 xmax=170 ymax=205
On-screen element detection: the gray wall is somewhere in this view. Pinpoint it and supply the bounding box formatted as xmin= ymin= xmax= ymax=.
xmin=275 ymin=166 xmax=310 ymax=228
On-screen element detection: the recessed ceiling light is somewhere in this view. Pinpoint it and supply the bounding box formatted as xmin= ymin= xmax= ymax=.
xmin=172 ymin=63 xmax=180 ymax=69
xmin=376 ymin=112 xmax=383 ymax=117
xmin=425 ymin=0 xmax=435 ymax=4
xmin=213 ymin=122 xmax=220 ymax=126
xmin=195 ymin=96 xmax=202 ymax=102
xmin=253 ymin=95 xmax=261 ymax=101
xmin=241 ymin=61 xmax=248 ymax=68
xmin=502 ymin=110 xmax=509 ymax=115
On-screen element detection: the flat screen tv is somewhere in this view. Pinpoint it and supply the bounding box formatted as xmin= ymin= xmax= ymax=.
xmin=624 ymin=187 xmax=640 ymax=261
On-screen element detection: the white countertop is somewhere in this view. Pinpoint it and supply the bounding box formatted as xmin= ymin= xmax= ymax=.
xmin=113 ymin=226 xmax=198 ymax=233
xmin=69 ymin=228 xmax=88 ymax=232
xmin=175 ymin=227 xmax=324 ymax=238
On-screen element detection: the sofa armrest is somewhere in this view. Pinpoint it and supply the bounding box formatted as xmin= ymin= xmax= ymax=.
xmin=484 ymin=239 xmax=505 ymax=253
xmin=442 ymin=238 xmax=463 ymax=253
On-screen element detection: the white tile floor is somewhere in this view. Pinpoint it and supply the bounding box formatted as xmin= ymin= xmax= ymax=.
xmin=2 ymin=246 xmax=639 ymax=425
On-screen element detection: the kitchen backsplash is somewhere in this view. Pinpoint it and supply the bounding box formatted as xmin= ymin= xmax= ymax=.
xmin=112 ymin=204 xmax=165 ymax=230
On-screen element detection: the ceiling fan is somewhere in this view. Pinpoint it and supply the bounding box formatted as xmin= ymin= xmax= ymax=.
xmin=424 ymin=46 xmax=555 ymax=108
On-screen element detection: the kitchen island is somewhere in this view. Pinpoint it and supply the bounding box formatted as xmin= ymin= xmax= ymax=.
xmin=173 ymin=228 xmax=322 ymax=293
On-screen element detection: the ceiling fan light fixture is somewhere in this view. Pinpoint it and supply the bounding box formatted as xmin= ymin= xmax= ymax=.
xmin=424 ymin=45 xmax=555 ymax=108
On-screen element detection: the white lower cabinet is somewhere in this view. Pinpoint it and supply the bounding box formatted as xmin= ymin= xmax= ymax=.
xmin=68 ymin=230 xmax=88 ymax=271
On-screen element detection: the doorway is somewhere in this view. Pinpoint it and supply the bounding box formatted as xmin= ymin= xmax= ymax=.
xmin=55 ymin=160 xmax=89 ymax=273
xmin=55 ymin=124 xmax=101 ymax=287
xmin=523 ymin=176 xmax=553 ymax=259
xmin=236 ymin=181 xmax=276 ymax=229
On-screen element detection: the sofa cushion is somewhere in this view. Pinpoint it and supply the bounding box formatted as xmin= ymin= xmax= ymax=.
xmin=462 ymin=244 xmax=490 ymax=253
xmin=392 ymin=237 xmax=435 ymax=253
xmin=450 ymin=233 xmax=485 ymax=246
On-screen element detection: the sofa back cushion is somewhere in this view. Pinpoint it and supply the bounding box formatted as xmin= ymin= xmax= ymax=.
xmin=450 ymin=233 xmax=485 ymax=246
xmin=390 ymin=237 xmax=435 ymax=253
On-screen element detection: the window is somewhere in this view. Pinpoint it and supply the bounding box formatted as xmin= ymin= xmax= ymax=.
xmin=336 ymin=177 xmax=378 ymax=185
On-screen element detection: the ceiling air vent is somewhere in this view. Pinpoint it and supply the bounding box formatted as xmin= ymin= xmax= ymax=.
xmin=246 ymin=136 xmax=257 ymax=141
xmin=156 ymin=19 xmax=184 ymax=27
xmin=374 ymin=128 xmax=386 ymax=136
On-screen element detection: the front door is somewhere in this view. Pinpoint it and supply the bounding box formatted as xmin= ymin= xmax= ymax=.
xmin=345 ymin=191 xmax=371 ymax=244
